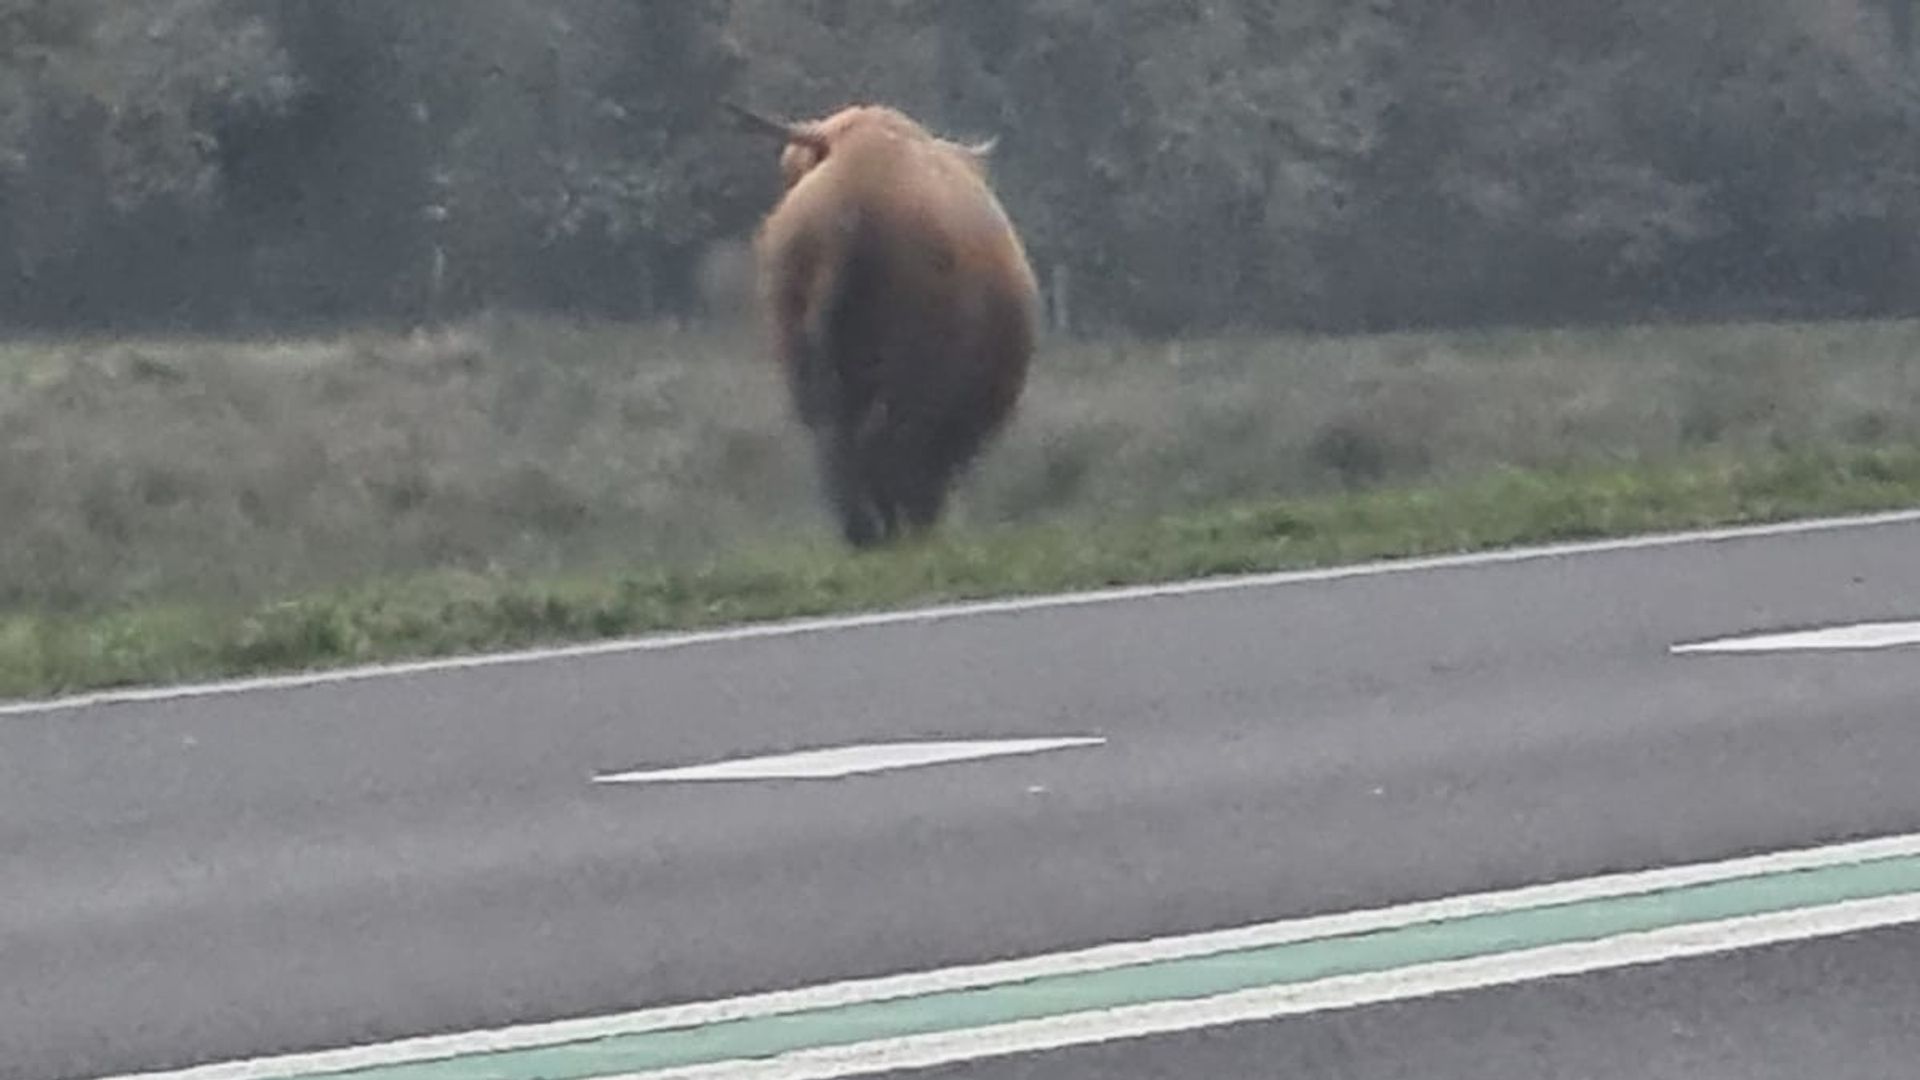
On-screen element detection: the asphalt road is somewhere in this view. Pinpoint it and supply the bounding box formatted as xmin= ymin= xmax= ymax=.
xmin=912 ymin=924 xmax=1920 ymax=1080
xmin=5 ymin=515 xmax=1920 ymax=1079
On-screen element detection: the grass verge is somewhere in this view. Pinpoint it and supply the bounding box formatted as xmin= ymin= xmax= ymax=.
xmin=8 ymin=312 xmax=1920 ymax=614
xmin=4 ymin=441 xmax=1917 ymax=704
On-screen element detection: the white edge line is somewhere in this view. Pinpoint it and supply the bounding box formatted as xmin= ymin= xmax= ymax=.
xmin=590 ymin=737 xmax=1109 ymax=784
xmin=94 ymin=829 xmax=1920 ymax=1080
xmin=8 ymin=507 xmax=1919 ymax=719
xmin=623 ymin=892 xmax=1920 ymax=1080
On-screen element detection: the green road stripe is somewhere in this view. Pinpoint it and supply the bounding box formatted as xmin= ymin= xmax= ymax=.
xmin=334 ymin=854 xmax=1920 ymax=1080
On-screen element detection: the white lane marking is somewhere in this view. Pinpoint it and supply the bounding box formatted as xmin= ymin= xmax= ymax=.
xmin=6 ymin=508 xmax=1918 ymax=718
xmin=591 ymin=737 xmax=1106 ymax=784
xmin=94 ymin=830 xmax=1920 ymax=1080
xmin=1673 ymin=620 xmax=1920 ymax=655
xmin=619 ymin=893 xmax=1920 ymax=1080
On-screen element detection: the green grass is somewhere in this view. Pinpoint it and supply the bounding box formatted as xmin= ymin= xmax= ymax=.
xmin=4 ymin=441 xmax=1916 ymax=703
xmin=5 ymin=311 xmax=1920 ymax=701
xmin=7 ymin=311 xmax=1920 ymax=615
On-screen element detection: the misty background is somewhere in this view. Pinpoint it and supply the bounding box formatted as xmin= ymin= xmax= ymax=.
xmin=6 ymin=0 xmax=1920 ymax=632
xmin=4 ymin=0 xmax=1919 ymax=339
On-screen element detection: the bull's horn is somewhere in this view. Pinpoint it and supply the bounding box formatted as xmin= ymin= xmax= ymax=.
xmin=721 ymin=100 xmax=827 ymax=152
xmin=964 ymin=134 xmax=1000 ymax=158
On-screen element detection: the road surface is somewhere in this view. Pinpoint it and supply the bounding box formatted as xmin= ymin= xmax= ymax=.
xmin=4 ymin=513 xmax=1920 ymax=1079
xmin=913 ymin=924 xmax=1920 ymax=1080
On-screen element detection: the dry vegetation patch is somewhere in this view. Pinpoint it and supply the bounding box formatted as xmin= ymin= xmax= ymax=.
xmin=4 ymin=313 xmax=1918 ymax=618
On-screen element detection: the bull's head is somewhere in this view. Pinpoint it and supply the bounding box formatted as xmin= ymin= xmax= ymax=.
xmin=724 ymin=100 xmax=999 ymax=184
xmin=722 ymin=101 xmax=833 ymax=190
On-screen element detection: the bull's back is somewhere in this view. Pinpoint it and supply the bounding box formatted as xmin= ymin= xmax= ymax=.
xmin=827 ymin=142 xmax=1037 ymax=426
xmin=754 ymin=126 xmax=1036 ymax=440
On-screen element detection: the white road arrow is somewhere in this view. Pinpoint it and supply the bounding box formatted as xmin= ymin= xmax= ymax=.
xmin=593 ymin=737 xmax=1107 ymax=784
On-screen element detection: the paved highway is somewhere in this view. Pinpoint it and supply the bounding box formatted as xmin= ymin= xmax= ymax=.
xmin=916 ymin=924 xmax=1920 ymax=1080
xmin=5 ymin=513 xmax=1920 ymax=1079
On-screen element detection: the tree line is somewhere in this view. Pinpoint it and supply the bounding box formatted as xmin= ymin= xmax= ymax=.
xmin=2 ymin=0 xmax=1917 ymax=338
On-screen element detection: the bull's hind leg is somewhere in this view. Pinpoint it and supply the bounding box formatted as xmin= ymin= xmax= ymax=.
xmin=867 ymin=441 xmax=950 ymax=541
xmin=897 ymin=473 xmax=949 ymax=534
xmin=894 ymin=408 xmax=999 ymax=536
xmin=816 ymin=426 xmax=892 ymax=549
xmin=847 ymin=404 xmax=940 ymax=542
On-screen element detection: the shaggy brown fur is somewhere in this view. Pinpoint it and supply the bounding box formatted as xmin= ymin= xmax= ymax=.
xmin=730 ymin=102 xmax=1040 ymax=547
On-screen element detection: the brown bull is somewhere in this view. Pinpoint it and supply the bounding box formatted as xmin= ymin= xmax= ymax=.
xmin=726 ymin=100 xmax=1040 ymax=548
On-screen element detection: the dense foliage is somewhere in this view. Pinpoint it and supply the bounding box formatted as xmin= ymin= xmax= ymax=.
xmin=2 ymin=0 xmax=1917 ymax=336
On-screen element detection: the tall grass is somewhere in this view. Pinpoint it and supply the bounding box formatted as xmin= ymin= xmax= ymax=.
xmin=2 ymin=311 xmax=1917 ymax=619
